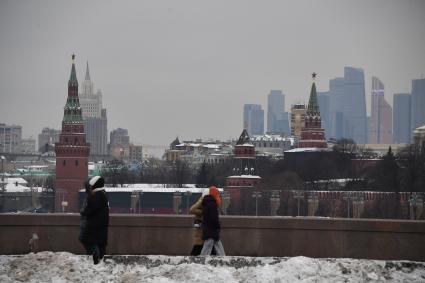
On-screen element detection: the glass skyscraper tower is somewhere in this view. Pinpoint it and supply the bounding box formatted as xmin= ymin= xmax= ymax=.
xmin=243 ymin=104 xmax=264 ymax=136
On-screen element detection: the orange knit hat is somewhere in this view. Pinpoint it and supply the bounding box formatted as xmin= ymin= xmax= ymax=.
xmin=209 ymin=186 xmax=221 ymax=206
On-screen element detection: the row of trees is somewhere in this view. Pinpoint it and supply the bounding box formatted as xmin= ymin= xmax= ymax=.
xmin=100 ymin=139 xmax=425 ymax=193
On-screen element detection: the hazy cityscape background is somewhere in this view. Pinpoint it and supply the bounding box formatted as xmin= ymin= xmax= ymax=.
xmin=1 ymin=0 xmax=425 ymax=152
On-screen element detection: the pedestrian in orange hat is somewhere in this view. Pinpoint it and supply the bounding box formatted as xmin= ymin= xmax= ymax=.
xmin=200 ymin=186 xmax=226 ymax=256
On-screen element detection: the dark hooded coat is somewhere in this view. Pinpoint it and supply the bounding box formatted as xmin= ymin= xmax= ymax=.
xmin=202 ymin=195 xmax=220 ymax=241
xmin=80 ymin=188 xmax=109 ymax=246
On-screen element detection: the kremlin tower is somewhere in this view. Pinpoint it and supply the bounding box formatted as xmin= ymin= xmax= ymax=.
xmin=55 ymin=55 xmax=90 ymax=212
xmin=298 ymin=73 xmax=327 ymax=148
xmin=225 ymin=129 xmax=261 ymax=214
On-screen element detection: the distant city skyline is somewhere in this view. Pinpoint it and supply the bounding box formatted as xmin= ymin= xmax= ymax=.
xmin=1 ymin=0 xmax=424 ymax=145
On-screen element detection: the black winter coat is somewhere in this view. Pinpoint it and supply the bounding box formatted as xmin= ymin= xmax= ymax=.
xmin=80 ymin=189 xmax=109 ymax=246
xmin=202 ymin=195 xmax=220 ymax=241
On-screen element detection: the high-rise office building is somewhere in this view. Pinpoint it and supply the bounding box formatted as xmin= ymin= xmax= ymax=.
xmin=393 ymin=93 xmax=411 ymax=144
xmin=0 ymin=124 xmax=22 ymax=153
xmin=267 ymin=90 xmax=290 ymax=134
xmin=79 ymin=62 xmax=108 ymax=156
xmin=290 ymin=104 xmax=306 ymax=141
xmin=369 ymin=77 xmax=392 ymax=144
xmin=38 ymin=127 xmax=61 ymax=153
xmin=343 ymin=67 xmax=367 ymax=144
xmin=317 ymin=91 xmax=330 ymax=139
xmin=329 ymin=77 xmax=345 ymax=140
xmin=328 ymin=67 xmax=367 ymax=143
xmin=243 ymin=104 xmax=264 ymax=136
xmin=411 ymin=78 xmax=425 ymax=138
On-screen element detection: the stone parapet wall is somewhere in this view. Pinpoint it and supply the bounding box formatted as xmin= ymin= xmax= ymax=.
xmin=0 ymin=214 xmax=424 ymax=261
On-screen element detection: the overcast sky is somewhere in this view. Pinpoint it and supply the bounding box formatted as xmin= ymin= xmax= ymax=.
xmin=1 ymin=0 xmax=424 ymax=148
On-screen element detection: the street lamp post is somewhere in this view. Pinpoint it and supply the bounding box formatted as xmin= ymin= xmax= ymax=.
xmin=252 ymin=191 xmax=262 ymax=216
xmin=1 ymin=156 xmax=5 ymax=192
xmin=409 ymin=192 xmax=418 ymax=220
xmin=131 ymin=193 xmax=137 ymax=213
xmin=173 ymin=192 xmax=182 ymax=214
xmin=270 ymin=190 xmax=280 ymax=216
xmin=58 ymin=189 xmax=67 ymax=213
xmin=184 ymin=191 xmax=192 ymax=214
xmin=137 ymin=190 xmax=143 ymax=214
xmin=293 ymin=191 xmax=304 ymax=217
xmin=343 ymin=192 xmax=353 ymax=218
xmin=307 ymin=191 xmax=318 ymax=216
xmin=221 ymin=191 xmax=230 ymax=215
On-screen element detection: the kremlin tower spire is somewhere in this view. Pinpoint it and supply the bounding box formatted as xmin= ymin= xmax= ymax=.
xmin=55 ymin=54 xmax=90 ymax=212
xmin=306 ymin=73 xmax=320 ymax=116
xmin=298 ymin=73 xmax=327 ymax=148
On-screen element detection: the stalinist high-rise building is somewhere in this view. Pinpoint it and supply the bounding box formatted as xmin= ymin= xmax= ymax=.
xmin=79 ymin=62 xmax=108 ymax=158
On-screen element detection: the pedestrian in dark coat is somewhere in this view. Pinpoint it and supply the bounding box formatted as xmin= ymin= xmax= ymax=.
xmin=200 ymin=186 xmax=225 ymax=256
xmin=189 ymin=189 xmax=216 ymax=256
xmin=79 ymin=176 xmax=109 ymax=264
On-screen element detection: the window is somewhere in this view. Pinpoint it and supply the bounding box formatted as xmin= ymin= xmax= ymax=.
xmin=63 ymin=160 xmax=66 ymax=166
xmin=75 ymin=160 xmax=79 ymax=166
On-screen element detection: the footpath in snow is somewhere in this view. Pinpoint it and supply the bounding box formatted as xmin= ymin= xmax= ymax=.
xmin=0 ymin=252 xmax=425 ymax=282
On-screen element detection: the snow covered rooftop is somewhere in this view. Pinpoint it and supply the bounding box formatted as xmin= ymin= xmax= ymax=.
xmin=226 ymin=175 xmax=262 ymax=179
xmin=1 ymin=252 xmax=424 ymax=282
xmin=414 ymin=124 xmax=425 ymax=133
xmin=251 ymin=134 xmax=294 ymax=142
xmin=235 ymin=143 xmax=254 ymax=147
xmin=284 ymin=147 xmax=329 ymax=153
xmin=104 ymin=183 xmax=197 ymax=189
xmin=202 ymin=144 xmax=221 ymax=149
xmin=79 ymin=184 xmax=222 ymax=193
xmin=176 ymin=143 xmax=222 ymax=149
xmin=2 ymin=184 xmax=44 ymax=193
xmin=1 ymin=177 xmax=28 ymax=185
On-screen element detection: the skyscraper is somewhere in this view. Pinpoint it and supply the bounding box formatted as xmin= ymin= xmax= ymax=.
xmin=343 ymin=67 xmax=367 ymax=144
xmin=328 ymin=67 xmax=367 ymax=143
xmin=369 ymin=77 xmax=393 ymax=144
xmin=411 ymin=78 xmax=425 ymax=138
xmin=243 ymin=104 xmax=264 ymax=136
xmin=393 ymin=93 xmax=411 ymax=144
xmin=79 ymin=62 xmax=108 ymax=157
xmin=290 ymin=104 xmax=306 ymax=141
xmin=267 ymin=90 xmax=290 ymax=134
xmin=317 ymin=91 xmax=330 ymax=139
xmin=328 ymin=77 xmax=345 ymax=140
xmin=55 ymin=55 xmax=90 ymax=213
xmin=299 ymin=74 xmax=327 ymax=148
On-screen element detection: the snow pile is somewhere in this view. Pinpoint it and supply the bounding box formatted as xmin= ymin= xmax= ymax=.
xmin=0 ymin=252 xmax=424 ymax=282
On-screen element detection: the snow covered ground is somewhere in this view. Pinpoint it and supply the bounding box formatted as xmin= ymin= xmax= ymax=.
xmin=0 ymin=252 xmax=424 ymax=283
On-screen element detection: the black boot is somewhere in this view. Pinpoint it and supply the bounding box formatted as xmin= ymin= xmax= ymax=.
xmin=92 ymin=246 xmax=100 ymax=265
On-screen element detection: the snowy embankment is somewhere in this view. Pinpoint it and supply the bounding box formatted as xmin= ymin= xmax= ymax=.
xmin=0 ymin=252 xmax=425 ymax=283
